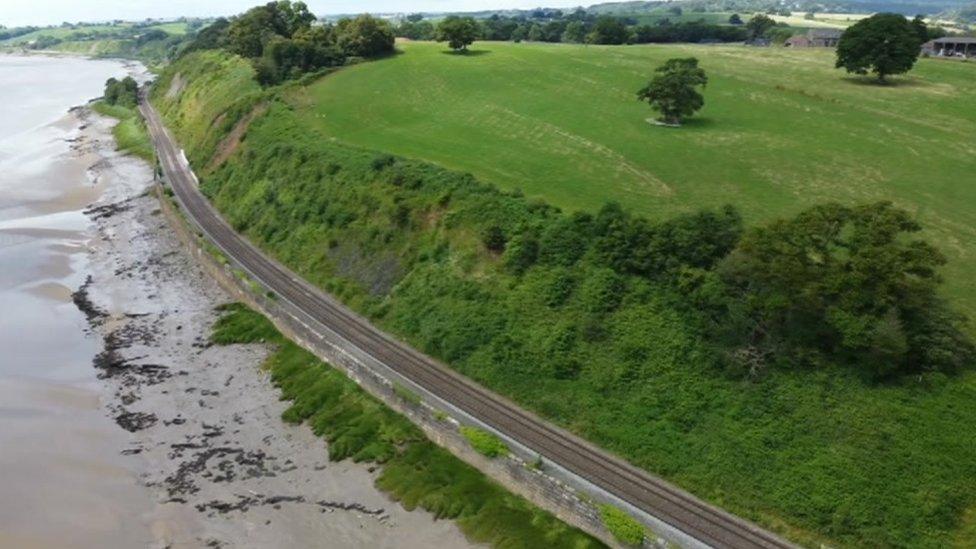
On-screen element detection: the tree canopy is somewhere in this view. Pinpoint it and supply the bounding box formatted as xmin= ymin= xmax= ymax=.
xmin=103 ymin=76 xmax=139 ymax=107
xmin=183 ymin=3 xmax=394 ymax=85
xmin=636 ymin=57 xmax=708 ymax=126
xmin=225 ymin=1 xmax=315 ymax=58
xmin=335 ymin=14 xmax=396 ymax=58
xmin=435 ymin=16 xmax=479 ymax=52
xmin=836 ymin=13 xmax=921 ymax=83
xmin=745 ymin=14 xmax=775 ymax=41
xmin=587 ymin=16 xmax=630 ymax=44
xmin=717 ymin=202 xmax=974 ymax=377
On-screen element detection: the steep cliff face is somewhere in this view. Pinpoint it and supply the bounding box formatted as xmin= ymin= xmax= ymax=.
xmin=151 ymin=51 xmax=264 ymax=169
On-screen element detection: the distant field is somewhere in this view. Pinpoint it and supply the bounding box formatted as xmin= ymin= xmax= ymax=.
xmin=1 ymin=22 xmax=188 ymax=45
xmin=295 ymin=40 xmax=976 ymax=317
xmin=147 ymin=22 xmax=190 ymax=35
xmin=769 ymin=12 xmax=865 ymax=28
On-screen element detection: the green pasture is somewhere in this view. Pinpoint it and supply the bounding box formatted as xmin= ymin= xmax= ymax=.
xmin=296 ymin=41 xmax=976 ymax=316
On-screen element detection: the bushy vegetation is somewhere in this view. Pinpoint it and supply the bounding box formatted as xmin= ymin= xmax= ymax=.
xmin=716 ymin=202 xmax=975 ymax=378
xmin=181 ymin=1 xmax=393 ymax=85
xmin=460 ymin=426 xmax=509 ymax=458
xmin=103 ymin=76 xmax=139 ymax=107
xmin=155 ymin=45 xmax=976 ymax=547
xmin=211 ymin=303 xmax=602 ymax=548
xmin=598 ymin=504 xmax=645 ymax=546
xmin=91 ymin=100 xmax=154 ymax=162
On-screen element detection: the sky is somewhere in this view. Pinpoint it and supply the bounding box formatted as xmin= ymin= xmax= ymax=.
xmin=0 ymin=0 xmax=590 ymax=27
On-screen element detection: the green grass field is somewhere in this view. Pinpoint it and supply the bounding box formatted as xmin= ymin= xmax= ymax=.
xmin=296 ymin=41 xmax=976 ymax=317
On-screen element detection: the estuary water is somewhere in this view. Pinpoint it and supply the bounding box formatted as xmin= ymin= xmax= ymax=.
xmin=0 ymin=54 xmax=156 ymax=548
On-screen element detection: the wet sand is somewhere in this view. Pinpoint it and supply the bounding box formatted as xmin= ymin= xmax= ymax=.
xmin=1 ymin=55 xmax=475 ymax=548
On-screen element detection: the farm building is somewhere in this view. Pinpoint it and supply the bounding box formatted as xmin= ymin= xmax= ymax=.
xmin=922 ymin=37 xmax=976 ymax=58
xmin=785 ymin=28 xmax=842 ymax=47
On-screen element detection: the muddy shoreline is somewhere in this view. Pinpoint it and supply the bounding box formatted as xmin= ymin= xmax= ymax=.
xmin=73 ymin=105 xmax=473 ymax=547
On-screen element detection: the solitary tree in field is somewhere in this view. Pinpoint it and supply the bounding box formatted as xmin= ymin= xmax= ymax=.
xmin=728 ymin=13 xmax=743 ymax=25
xmin=836 ymin=13 xmax=921 ymax=83
xmin=637 ymin=58 xmax=707 ymax=126
xmin=436 ymin=16 xmax=479 ymax=52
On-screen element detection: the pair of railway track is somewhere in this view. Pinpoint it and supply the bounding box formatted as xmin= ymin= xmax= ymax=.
xmin=139 ymin=98 xmax=796 ymax=549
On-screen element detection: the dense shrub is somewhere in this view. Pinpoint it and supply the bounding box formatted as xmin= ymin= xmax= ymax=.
xmin=460 ymin=426 xmax=509 ymax=458
xmin=185 ymin=3 xmax=392 ymax=85
xmin=598 ymin=504 xmax=645 ymax=546
xmin=335 ymin=14 xmax=395 ymax=58
xmin=717 ymin=202 xmax=974 ymax=377
xmin=103 ymin=76 xmax=139 ymax=107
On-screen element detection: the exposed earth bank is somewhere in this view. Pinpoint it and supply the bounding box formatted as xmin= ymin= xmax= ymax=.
xmin=75 ymin=106 xmax=474 ymax=548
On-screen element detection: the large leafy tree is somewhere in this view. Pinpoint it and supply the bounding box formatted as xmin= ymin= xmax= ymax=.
xmin=718 ymin=202 xmax=974 ymax=377
xmin=745 ymin=14 xmax=775 ymax=41
xmin=225 ymin=1 xmax=315 ymax=58
xmin=836 ymin=13 xmax=921 ymax=83
xmin=335 ymin=14 xmax=396 ymax=57
xmin=561 ymin=21 xmax=586 ymax=43
xmin=587 ymin=16 xmax=630 ymax=44
xmin=636 ymin=57 xmax=707 ymax=126
xmin=436 ymin=16 xmax=480 ymax=52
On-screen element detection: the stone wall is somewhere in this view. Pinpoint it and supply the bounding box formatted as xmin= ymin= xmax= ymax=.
xmin=154 ymin=182 xmax=701 ymax=549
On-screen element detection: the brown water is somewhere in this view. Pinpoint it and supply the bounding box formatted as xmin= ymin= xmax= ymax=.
xmin=0 ymin=54 xmax=156 ymax=548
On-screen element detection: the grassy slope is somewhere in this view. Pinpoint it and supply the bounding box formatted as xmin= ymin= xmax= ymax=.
xmin=91 ymin=101 xmax=154 ymax=162
xmin=152 ymin=50 xmax=976 ymax=548
xmin=211 ymin=303 xmax=603 ymax=548
xmin=297 ymin=41 xmax=976 ymax=317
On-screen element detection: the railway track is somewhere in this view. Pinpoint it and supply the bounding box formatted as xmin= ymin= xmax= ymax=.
xmin=139 ymin=98 xmax=797 ymax=549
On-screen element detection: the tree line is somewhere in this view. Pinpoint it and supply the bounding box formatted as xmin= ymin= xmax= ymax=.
xmin=483 ymin=197 xmax=974 ymax=380
xmin=398 ymin=11 xmax=748 ymax=46
xmin=182 ymin=1 xmax=395 ymax=85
